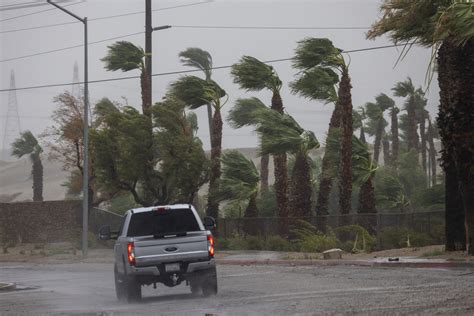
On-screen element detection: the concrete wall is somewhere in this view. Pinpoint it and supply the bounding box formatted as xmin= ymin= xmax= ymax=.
xmin=0 ymin=200 xmax=82 ymax=245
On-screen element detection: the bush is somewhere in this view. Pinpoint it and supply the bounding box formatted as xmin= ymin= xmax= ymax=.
xmin=265 ymin=235 xmax=292 ymax=251
xmin=379 ymin=227 xmax=435 ymax=249
xmin=297 ymin=232 xmax=339 ymax=253
xmin=336 ymin=225 xmax=376 ymax=253
xmin=227 ymin=236 xmax=248 ymax=250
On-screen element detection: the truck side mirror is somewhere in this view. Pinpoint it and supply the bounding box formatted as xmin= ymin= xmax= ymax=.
xmin=99 ymin=225 xmax=111 ymax=240
xmin=203 ymin=216 xmax=216 ymax=230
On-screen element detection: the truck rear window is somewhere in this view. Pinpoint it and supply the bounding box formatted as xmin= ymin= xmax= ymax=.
xmin=127 ymin=208 xmax=201 ymax=237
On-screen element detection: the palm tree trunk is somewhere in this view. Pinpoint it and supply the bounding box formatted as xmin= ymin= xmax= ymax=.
xmin=437 ymin=38 xmax=474 ymax=253
xmin=315 ymin=102 xmax=342 ymax=233
xmin=420 ymin=119 xmax=427 ymax=182
xmin=244 ymin=191 xmax=259 ymax=235
xmin=359 ymin=126 xmax=366 ymax=144
xmin=207 ymin=108 xmax=223 ymax=219
xmin=271 ymin=90 xmax=289 ymax=237
xmin=338 ymin=67 xmax=353 ymax=219
xmin=289 ymin=151 xmax=312 ymax=218
xmin=391 ymin=108 xmax=399 ymax=164
xmin=32 ymin=155 xmax=43 ymax=201
xmin=407 ymin=96 xmax=419 ymax=152
xmin=373 ymin=119 xmax=384 ymax=164
xmin=357 ymin=175 xmax=376 ymax=234
xmin=140 ymin=70 xmax=152 ymax=118
xmin=382 ymin=135 xmax=390 ymax=166
xmin=427 ymin=119 xmax=437 ymax=186
xmin=260 ymin=154 xmax=269 ymax=193
xmin=445 ymin=164 xmax=466 ymax=251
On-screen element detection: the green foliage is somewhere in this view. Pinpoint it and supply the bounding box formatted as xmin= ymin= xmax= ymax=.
xmin=219 ymin=235 xmax=292 ymax=251
xmin=231 ymin=56 xmax=282 ymax=92
xmin=265 ymin=235 xmax=292 ymax=251
xmin=379 ymin=227 xmax=435 ymax=249
xmin=413 ymin=184 xmax=445 ymax=208
xmin=291 ymin=220 xmax=339 ymax=252
xmin=108 ymin=192 xmax=139 ymax=215
xmin=289 ymin=67 xmax=338 ymax=103
xmin=170 ymin=76 xmax=226 ymax=110
xmin=292 ymin=38 xmax=344 ymax=69
xmin=374 ymin=166 xmax=410 ymax=210
xmin=256 ymin=188 xmax=278 ymax=217
xmin=335 ymin=225 xmax=376 ymax=253
xmin=228 ymin=97 xmax=267 ymax=128
xmin=179 ymin=47 xmax=213 ymax=79
xmin=11 ymin=131 xmax=42 ymax=159
xmin=101 ymin=41 xmax=144 ymax=72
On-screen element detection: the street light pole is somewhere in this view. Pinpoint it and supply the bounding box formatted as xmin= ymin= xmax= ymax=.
xmin=47 ymin=0 xmax=89 ymax=257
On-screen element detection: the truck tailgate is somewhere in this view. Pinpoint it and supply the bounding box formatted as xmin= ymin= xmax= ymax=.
xmin=133 ymin=231 xmax=209 ymax=267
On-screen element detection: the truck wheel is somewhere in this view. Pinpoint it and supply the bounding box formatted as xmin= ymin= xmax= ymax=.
xmin=114 ymin=265 xmax=126 ymax=301
xmin=202 ymin=269 xmax=218 ymax=297
xmin=124 ymin=276 xmax=142 ymax=302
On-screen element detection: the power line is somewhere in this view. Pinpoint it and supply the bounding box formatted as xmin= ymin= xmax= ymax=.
xmin=0 ymin=1 xmax=213 ymax=33
xmin=0 ymin=2 xmax=81 ymax=23
xmin=0 ymin=31 xmax=144 ymax=63
xmin=172 ymin=25 xmax=370 ymax=30
xmin=0 ymin=43 xmax=409 ymax=93
xmin=0 ymin=1 xmax=40 ymax=9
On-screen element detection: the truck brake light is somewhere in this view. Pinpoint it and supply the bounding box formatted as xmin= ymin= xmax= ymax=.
xmin=127 ymin=242 xmax=136 ymax=265
xmin=207 ymin=234 xmax=215 ymax=258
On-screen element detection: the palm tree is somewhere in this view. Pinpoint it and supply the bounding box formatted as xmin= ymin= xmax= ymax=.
xmin=171 ymin=76 xmax=227 ymax=219
xmin=101 ymin=41 xmax=150 ymax=117
xmin=414 ymin=89 xmax=429 ymax=180
xmin=389 ymin=104 xmax=400 ymax=164
xmin=12 ymin=131 xmax=43 ymax=201
xmin=427 ymin=118 xmax=438 ymax=186
xmin=392 ymin=78 xmax=419 ymax=153
xmin=365 ymin=94 xmax=393 ymax=165
xmin=218 ymin=150 xmax=260 ymax=235
xmin=228 ymin=98 xmax=320 ymax=222
xmin=179 ymin=48 xmax=214 ymax=145
xmin=230 ymin=56 xmax=285 ymax=223
xmin=290 ymin=38 xmax=353 ymax=228
xmin=353 ymin=107 xmax=367 ymax=144
xmin=368 ymin=1 xmax=474 ymax=253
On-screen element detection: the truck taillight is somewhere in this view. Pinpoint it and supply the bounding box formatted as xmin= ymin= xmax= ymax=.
xmin=207 ymin=234 xmax=215 ymax=258
xmin=127 ymin=242 xmax=136 ymax=265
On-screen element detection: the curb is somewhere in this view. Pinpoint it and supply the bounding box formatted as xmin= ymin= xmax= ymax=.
xmin=0 ymin=282 xmax=16 ymax=291
xmin=216 ymin=259 xmax=474 ymax=269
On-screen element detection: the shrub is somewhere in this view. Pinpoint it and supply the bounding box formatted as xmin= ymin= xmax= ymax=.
xmin=379 ymin=227 xmax=435 ymax=249
xmin=336 ymin=225 xmax=376 ymax=253
xmin=245 ymin=236 xmax=264 ymax=250
xmin=265 ymin=235 xmax=292 ymax=251
xmin=227 ymin=236 xmax=248 ymax=250
xmin=297 ymin=232 xmax=339 ymax=253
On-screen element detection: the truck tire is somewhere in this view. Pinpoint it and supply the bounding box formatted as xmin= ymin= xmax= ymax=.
xmin=201 ymin=268 xmax=218 ymax=297
xmin=114 ymin=265 xmax=126 ymax=301
xmin=124 ymin=276 xmax=142 ymax=302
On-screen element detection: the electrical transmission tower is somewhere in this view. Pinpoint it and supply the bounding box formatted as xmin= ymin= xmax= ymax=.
xmin=2 ymin=70 xmax=21 ymax=161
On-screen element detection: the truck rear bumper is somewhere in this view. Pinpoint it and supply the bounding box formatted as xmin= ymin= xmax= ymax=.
xmin=128 ymin=258 xmax=215 ymax=276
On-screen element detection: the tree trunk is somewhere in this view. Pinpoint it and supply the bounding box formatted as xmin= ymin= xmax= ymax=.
xmin=359 ymin=125 xmax=366 ymax=144
xmin=271 ymin=90 xmax=289 ymax=237
xmin=427 ymin=119 xmax=437 ymax=186
xmin=315 ymin=102 xmax=342 ymax=233
xmin=407 ymin=96 xmax=419 ymax=152
xmin=445 ymin=165 xmax=466 ymax=251
xmin=420 ymin=118 xmax=427 ymax=182
xmin=289 ymin=151 xmax=312 ymax=218
xmin=244 ymin=191 xmax=259 ymax=235
xmin=338 ymin=67 xmax=353 ymax=218
xmin=260 ymin=154 xmax=269 ymax=194
xmin=437 ymin=38 xmax=474 ymax=254
xmin=390 ymin=107 xmax=400 ymax=164
xmin=382 ymin=135 xmax=390 ymax=166
xmin=358 ymin=175 xmax=376 ymax=234
xmin=207 ymin=109 xmax=223 ymax=219
xmin=373 ymin=119 xmax=384 ymax=165
xmin=32 ymin=155 xmax=43 ymax=202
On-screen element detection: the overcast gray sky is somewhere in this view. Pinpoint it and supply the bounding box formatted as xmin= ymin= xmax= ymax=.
xmin=1 ymin=0 xmax=439 ymax=152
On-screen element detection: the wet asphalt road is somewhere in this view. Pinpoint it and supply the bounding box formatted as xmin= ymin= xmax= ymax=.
xmin=0 ymin=262 xmax=473 ymax=315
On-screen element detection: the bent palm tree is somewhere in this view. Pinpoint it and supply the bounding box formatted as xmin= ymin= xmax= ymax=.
xmin=231 ymin=56 xmax=285 ymax=226
xmin=389 ymin=103 xmax=400 ymax=165
xmin=365 ymin=94 xmax=393 ymax=165
xmin=291 ymin=38 xmax=353 ymax=229
xmin=218 ymin=150 xmax=260 ymax=235
xmin=368 ymin=0 xmax=474 ymax=253
xmin=12 ymin=131 xmax=43 ymax=201
xmin=179 ymin=48 xmax=214 ymax=144
xmin=392 ymin=78 xmax=419 ymax=153
xmin=171 ymin=76 xmax=227 ymax=219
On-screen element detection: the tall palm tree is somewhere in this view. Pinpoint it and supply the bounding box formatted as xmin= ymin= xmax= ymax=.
xmin=218 ymin=150 xmax=260 ymax=235
xmin=392 ymin=78 xmax=419 ymax=153
xmin=179 ymin=48 xmax=214 ymax=145
xmin=171 ymin=76 xmax=227 ymax=219
xmin=228 ymin=98 xmax=319 ymax=222
xmin=12 ymin=131 xmax=43 ymax=201
xmin=389 ymin=103 xmax=400 ymax=164
xmin=101 ymin=41 xmax=150 ymax=117
xmin=368 ymin=1 xmax=474 ymax=253
xmin=414 ymin=89 xmax=429 ymax=180
xmin=290 ymin=38 xmax=353 ymax=228
xmin=365 ymin=94 xmax=393 ymax=165
xmin=230 ymin=56 xmax=284 ymax=223
xmin=427 ymin=118 xmax=438 ymax=186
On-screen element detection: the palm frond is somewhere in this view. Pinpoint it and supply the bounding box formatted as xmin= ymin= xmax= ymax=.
xmin=11 ymin=131 xmax=42 ymax=158
xmin=227 ymin=97 xmax=267 ymax=128
xmin=293 ymin=38 xmax=344 ymax=70
xmin=231 ymin=56 xmax=281 ymax=92
xmin=375 ymin=93 xmax=395 ymax=111
xmin=290 ymin=67 xmax=339 ymax=103
xmin=170 ymin=76 xmax=226 ymax=109
xmin=101 ymin=41 xmax=144 ymax=72
xmin=392 ymin=77 xmax=415 ymax=97
xmin=179 ymin=47 xmax=213 ymax=79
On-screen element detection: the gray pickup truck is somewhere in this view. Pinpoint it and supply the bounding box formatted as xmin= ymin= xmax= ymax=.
xmin=99 ymin=204 xmax=217 ymax=302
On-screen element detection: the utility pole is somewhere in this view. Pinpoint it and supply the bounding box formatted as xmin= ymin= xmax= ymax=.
xmin=47 ymin=0 xmax=89 ymax=257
